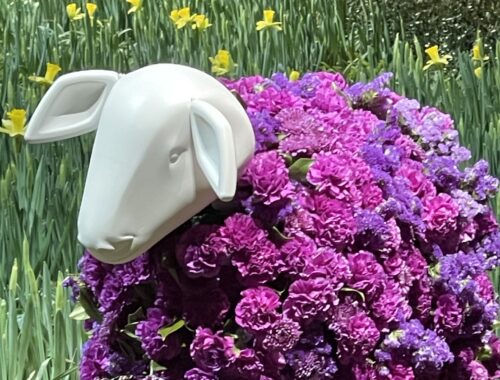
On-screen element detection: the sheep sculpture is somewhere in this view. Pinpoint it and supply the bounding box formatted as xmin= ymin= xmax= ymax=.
xmin=31 ymin=66 xmax=500 ymax=379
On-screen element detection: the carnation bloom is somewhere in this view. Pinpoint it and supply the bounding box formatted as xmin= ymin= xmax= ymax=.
xmin=190 ymin=328 xmax=236 ymax=372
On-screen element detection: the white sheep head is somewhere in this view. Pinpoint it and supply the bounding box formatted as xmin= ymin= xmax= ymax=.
xmin=25 ymin=64 xmax=255 ymax=264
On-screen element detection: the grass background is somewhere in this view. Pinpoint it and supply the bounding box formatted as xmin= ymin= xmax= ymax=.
xmin=0 ymin=0 xmax=498 ymax=378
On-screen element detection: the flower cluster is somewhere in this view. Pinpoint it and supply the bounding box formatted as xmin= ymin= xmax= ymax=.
xmin=73 ymin=70 xmax=500 ymax=379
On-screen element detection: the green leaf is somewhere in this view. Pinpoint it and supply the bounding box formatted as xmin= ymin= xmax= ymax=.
xmin=68 ymin=302 xmax=90 ymax=321
xmin=340 ymin=287 xmax=366 ymax=302
xmin=159 ymin=319 xmax=185 ymax=340
xmin=272 ymin=226 xmax=293 ymax=241
xmin=288 ymin=158 xmax=314 ymax=182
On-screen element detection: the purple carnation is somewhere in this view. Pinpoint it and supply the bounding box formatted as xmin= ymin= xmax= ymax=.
xmin=235 ymin=287 xmax=281 ymax=332
xmin=283 ymin=277 xmax=339 ymax=323
xmin=176 ymin=224 xmax=228 ymax=279
xmin=242 ymin=150 xmax=294 ymax=205
xmin=347 ymin=250 xmax=386 ymax=300
xmin=184 ymin=368 xmax=218 ymax=380
xmin=433 ymin=294 xmax=463 ymax=335
xmin=423 ymin=193 xmax=459 ymax=235
xmin=190 ymin=328 xmax=236 ymax=372
xmin=335 ymin=311 xmax=380 ymax=361
xmin=136 ymin=307 xmax=181 ymax=363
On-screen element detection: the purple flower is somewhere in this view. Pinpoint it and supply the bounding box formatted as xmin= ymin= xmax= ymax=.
xmin=184 ymin=368 xmax=218 ymax=380
xmin=307 ymin=194 xmax=356 ymax=250
xmin=136 ymin=307 xmax=182 ymax=363
xmin=242 ymin=151 xmax=294 ymax=205
xmin=347 ymin=250 xmax=386 ymax=300
xmin=221 ymin=348 xmax=265 ymax=379
xmin=235 ymin=287 xmax=281 ymax=332
xmin=335 ymin=311 xmax=381 ymax=361
xmin=260 ymin=317 xmax=302 ymax=352
xmin=433 ymin=294 xmax=463 ymax=335
xmin=467 ymin=360 xmax=489 ymax=380
xmin=176 ymin=224 xmax=227 ymax=279
xmin=182 ymin=282 xmax=230 ymax=328
xmin=423 ymin=193 xmax=459 ymax=235
xmin=283 ymin=277 xmax=339 ymax=323
xmin=190 ymin=328 xmax=236 ymax=372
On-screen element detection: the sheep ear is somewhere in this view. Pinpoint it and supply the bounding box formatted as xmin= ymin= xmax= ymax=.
xmin=25 ymin=70 xmax=120 ymax=143
xmin=190 ymin=99 xmax=237 ymax=201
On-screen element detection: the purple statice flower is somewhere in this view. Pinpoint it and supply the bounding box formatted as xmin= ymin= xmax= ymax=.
xmin=395 ymin=135 xmax=426 ymax=161
xmin=136 ymin=308 xmax=182 ymax=364
xmin=283 ymin=277 xmax=339 ymax=323
xmin=380 ymin=319 xmax=454 ymax=373
xmin=184 ymin=368 xmax=218 ymax=380
xmin=362 ymin=144 xmax=401 ymax=174
xmin=334 ymin=311 xmax=381 ymax=361
xmin=438 ymin=251 xmax=487 ymax=296
xmin=346 ymin=72 xmax=394 ymax=101
xmin=433 ymin=294 xmax=463 ymax=335
xmin=425 ymin=155 xmax=463 ymax=191
xmin=347 ymin=250 xmax=387 ymax=300
xmin=293 ymin=72 xmax=322 ymax=98
xmin=176 ymin=224 xmax=227 ymax=279
xmin=242 ymin=150 xmax=294 ymax=205
xmin=248 ymin=110 xmax=280 ymax=151
xmin=235 ymin=287 xmax=281 ymax=332
xmin=284 ymin=349 xmax=338 ymax=379
xmin=190 ymin=328 xmax=236 ymax=372
xmin=62 ymin=276 xmax=80 ymax=302
xmin=354 ymin=209 xmax=393 ymax=252
xmin=422 ymin=193 xmax=459 ymax=235
xmin=463 ymin=160 xmax=500 ymax=201
xmin=451 ymin=189 xmax=487 ymax=219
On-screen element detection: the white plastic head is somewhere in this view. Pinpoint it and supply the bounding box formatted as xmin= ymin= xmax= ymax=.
xmin=25 ymin=64 xmax=255 ymax=264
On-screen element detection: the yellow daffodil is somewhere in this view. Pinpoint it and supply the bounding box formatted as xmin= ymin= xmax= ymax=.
xmin=209 ymin=50 xmax=237 ymax=76
xmin=423 ymin=45 xmax=452 ymax=71
xmin=126 ymin=0 xmax=143 ymax=14
xmin=192 ymin=14 xmax=212 ymax=31
xmin=170 ymin=7 xmax=195 ymax=29
xmin=289 ymin=70 xmax=300 ymax=81
xmin=474 ymin=67 xmax=483 ymax=79
xmin=86 ymin=3 xmax=97 ymax=24
xmin=28 ymin=63 xmax=62 ymax=86
xmin=67 ymin=3 xmax=85 ymax=21
xmin=0 ymin=109 xmax=27 ymax=137
xmin=472 ymin=40 xmax=489 ymax=63
xmin=256 ymin=9 xmax=282 ymax=31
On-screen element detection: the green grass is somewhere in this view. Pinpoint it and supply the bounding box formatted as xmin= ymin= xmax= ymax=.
xmin=0 ymin=0 xmax=498 ymax=378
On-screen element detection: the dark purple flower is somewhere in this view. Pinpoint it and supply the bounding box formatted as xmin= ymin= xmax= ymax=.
xmin=260 ymin=317 xmax=302 ymax=352
xmin=190 ymin=328 xmax=236 ymax=372
xmin=433 ymin=294 xmax=463 ymax=335
xmin=176 ymin=224 xmax=227 ymax=279
xmin=136 ymin=307 xmax=181 ymax=363
xmin=184 ymin=368 xmax=218 ymax=380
